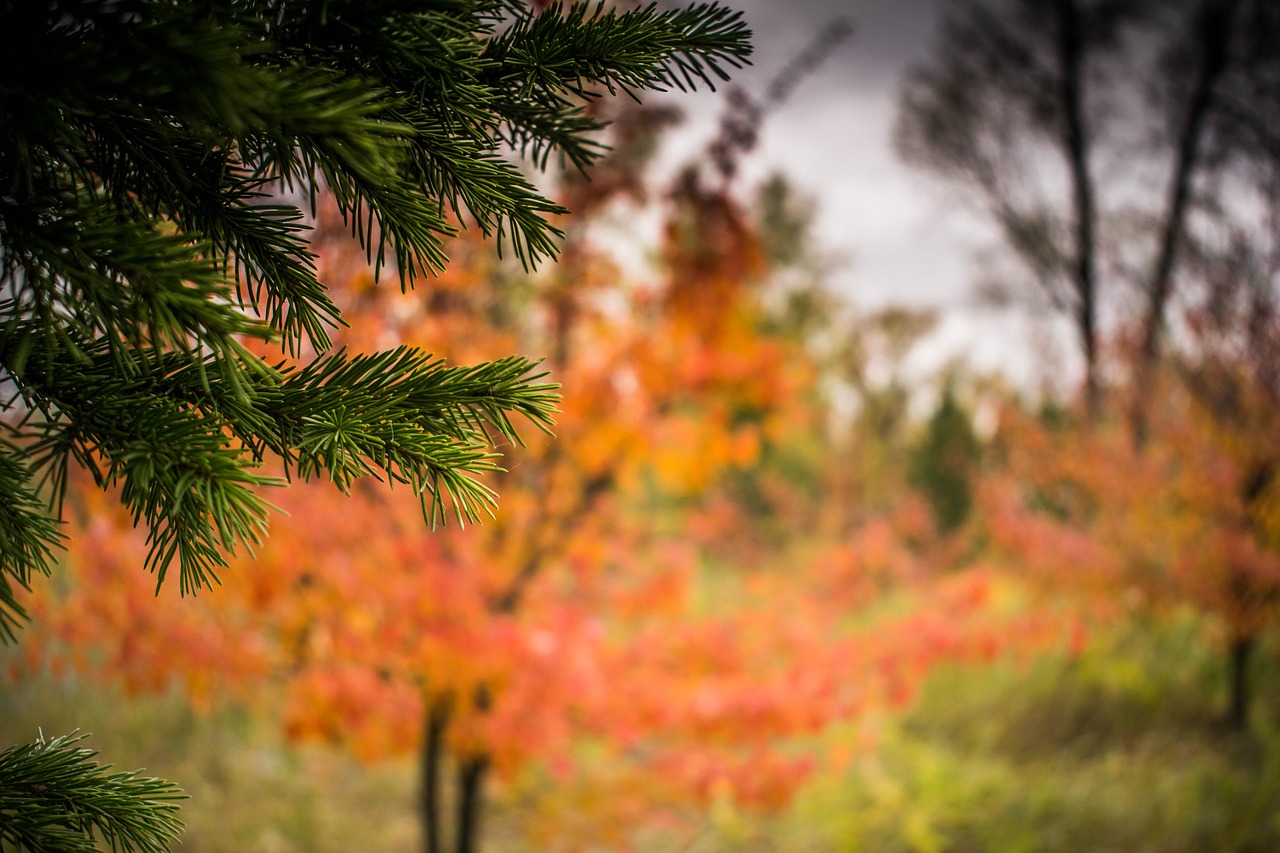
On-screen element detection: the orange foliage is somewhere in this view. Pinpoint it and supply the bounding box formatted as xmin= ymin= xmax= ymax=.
xmin=986 ymin=373 xmax=1280 ymax=641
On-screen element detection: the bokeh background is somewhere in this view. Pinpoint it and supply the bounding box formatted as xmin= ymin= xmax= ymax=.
xmin=6 ymin=1 xmax=1280 ymax=851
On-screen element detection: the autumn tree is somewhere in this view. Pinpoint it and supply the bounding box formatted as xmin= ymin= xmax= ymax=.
xmin=0 ymin=0 xmax=751 ymax=848
xmin=986 ymin=382 xmax=1280 ymax=726
xmin=1161 ymin=240 xmax=1280 ymax=726
xmin=901 ymin=0 xmax=1280 ymax=729
xmin=985 ymin=248 xmax=1280 ymax=726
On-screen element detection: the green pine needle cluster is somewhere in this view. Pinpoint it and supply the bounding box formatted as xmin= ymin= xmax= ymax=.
xmin=0 ymin=732 xmax=185 ymax=853
xmin=0 ymin=0 xmax=752 ymax=641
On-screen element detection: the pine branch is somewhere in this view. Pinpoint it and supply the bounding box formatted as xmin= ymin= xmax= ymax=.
xmin=483 ymin=2 xmax=751 ymax=171
xmin=483 ymin=2 xmax=752 ymax=98
xmin=1 ymin=334 xmax=559 ymax=595
xmin=397 ymin=118 xmax=571 ymax=267
xmin=1 ymin=205 xmax=272 ymax=377
xmin=0 ymin=443 xmax=65 ymax=644
xmin=0 ymin=732 xmax=184 ymax=853
xmin=275 ymin=350 xmax=559 ymax=525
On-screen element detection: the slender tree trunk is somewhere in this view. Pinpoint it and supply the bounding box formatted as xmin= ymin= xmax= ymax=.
xmin=1053 ymin=0 xmax=1101 ymax=420
xmin=1131 ymin=0 xmax=1236 ymax=444
xmin=422 ymin=697 xmax=451 ymax=853
xmin=456 ymin=754 xmax=489 ymax=853
xmin=1227 ymin=633 xmax=1255 ymax=730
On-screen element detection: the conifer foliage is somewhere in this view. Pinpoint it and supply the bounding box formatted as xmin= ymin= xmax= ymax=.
xmin=0 ymin=1 xmax=750 ymax=848
xmin=0 ymin=0 xmax=749 ymax=634
xmin=0 ymin=733 xmax=184 ymax=853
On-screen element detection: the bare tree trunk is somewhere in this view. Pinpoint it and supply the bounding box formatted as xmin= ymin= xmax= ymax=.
xmin=456 ymin=754 xmax=489 ymax=853
xmin=1131 ymin=0 xmax=1237 ymax=444
xmin=1227 ymin=633 xmax=1255 ymax=730
xmin=1054 ymin=0 xmax=1101 ymax=419
xmin=422 ymin=697 xmax=451 ymax=853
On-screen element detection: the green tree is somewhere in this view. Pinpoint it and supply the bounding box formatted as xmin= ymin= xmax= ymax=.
xmin=910 ymin=382 xmax=981 ymax=535
xmin=0 ymin=1 xmax=750 ymax=848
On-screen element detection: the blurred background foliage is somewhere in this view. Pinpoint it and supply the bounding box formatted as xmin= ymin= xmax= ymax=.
xmin=6 ymin=0 xmax=1280 ymax=850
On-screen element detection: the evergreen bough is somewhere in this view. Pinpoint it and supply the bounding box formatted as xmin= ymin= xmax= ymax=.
xmin=0 ymin=0 xmax=750 ymax=848
xmin=0 ymin=733 xmax=184 ymax=853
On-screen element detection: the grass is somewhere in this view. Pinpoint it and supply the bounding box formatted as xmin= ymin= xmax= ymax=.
xmin=3 ymin=611 xmax=1278 ymax=851
xmin=0 ymin=675 xmax=419 ymax=852
xmin=761 ymin=611 xmax=1280 ymax=853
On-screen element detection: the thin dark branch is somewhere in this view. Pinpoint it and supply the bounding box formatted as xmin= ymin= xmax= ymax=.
xmin=1054 ymin=0 xmax=1100 ymax=418
xmin=1133 ymin=0 xmax=1239 ymax=441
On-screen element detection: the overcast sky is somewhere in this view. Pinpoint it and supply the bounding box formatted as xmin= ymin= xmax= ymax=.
xmin=651 ymin=0 xmax=1078 ymax=391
